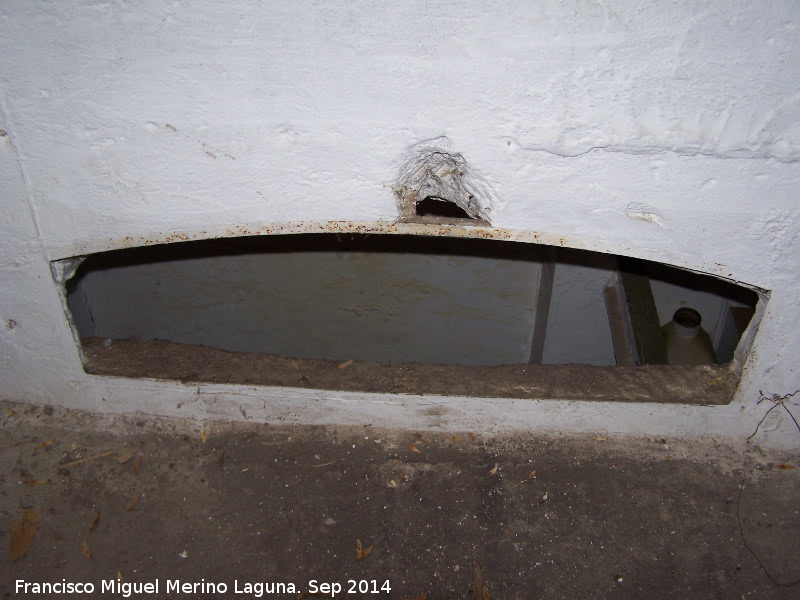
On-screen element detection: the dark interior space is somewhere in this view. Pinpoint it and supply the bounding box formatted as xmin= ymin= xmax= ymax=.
xmin=62 ymin=233 xmax=761 ymax=405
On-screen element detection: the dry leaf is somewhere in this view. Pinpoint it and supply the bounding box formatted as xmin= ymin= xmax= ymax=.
xmin=592 ymin=436 xmax=607 ymax=441
xmin=201 ymin=426 xmax=207 ymax=444
xmin=291 ymin=359 xmax=300 ymax=371
xmin=312 ymin=460 xmax=337 ymax=468
xmin=468 ymin=433 xmax=476 ymax=441
xmin=125 ymin=496 xmax=139 ymax=512
xmin=23 ymin=480 xmax=47 ymax=486
xmin=488 ymin=463 xmax=499 ymax=476
xmin=472 ymin=562 xmax=490 ymax=600
xmin=117 ymin=571 xmax=123 ymax=583
xmin=775 ymin=463 xmax=795 ymax=470
xmin=36 ymin=440 xmax=55 ymax=449
xmin=134 ymin=456 xmax=142 ymax=474
xmin=446 ymin=436 xmax=464 ymax=443
xmin=115 ymin=450 xmax=134 ymax=464
xmin=60 ymin=450 xmax=116 ymax=470
xmin=7 ymin=407 xmax=17 ymax=416
xmin=90 ymin=512 xmax=99 ymax=532
xmin=414 ymin=433 xmax=435 ymax=444
xmin=529 ymin=470 xmax=537 ymax=479
xmin=9 ymin=509 xmax=40 ymax=562
xmin=338 ymin=359 xmax=354 ymax=369
xmin=355 ymin=539 xmax=373 ymax=561
xmin=406 ymin=443 xmax=422 ymax=454
xmin=82 ymin=540 xmax=91 ymax=560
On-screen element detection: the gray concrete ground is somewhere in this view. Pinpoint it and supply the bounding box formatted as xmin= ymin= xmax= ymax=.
xmin=1 ymin=400 xmax=799 ymax=599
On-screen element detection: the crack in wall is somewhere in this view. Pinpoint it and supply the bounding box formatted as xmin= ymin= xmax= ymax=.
xmin=504 ymin=137 xmax=800 ymax=163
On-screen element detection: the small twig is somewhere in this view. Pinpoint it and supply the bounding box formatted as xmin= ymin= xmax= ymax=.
xmin=59 ymin=451 xmax=117 ymax=470
xmin=737 ymin=390 xmax=800 ymax=587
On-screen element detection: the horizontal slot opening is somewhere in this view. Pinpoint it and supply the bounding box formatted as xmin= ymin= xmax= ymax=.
xmin=59 ymin=232 xmax=763 ymax=405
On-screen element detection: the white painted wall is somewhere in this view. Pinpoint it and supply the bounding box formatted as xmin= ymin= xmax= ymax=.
xmin=1 ymin=1 xmax=799 ymax=447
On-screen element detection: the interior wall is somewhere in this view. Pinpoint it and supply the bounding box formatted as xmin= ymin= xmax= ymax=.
xmin=1 ymin=1 xmax=799 ymax=447
xmin=541 ymin=252 xmax=617 ymax=367
xmin=67 ymin=237 xmax=544 ymax=366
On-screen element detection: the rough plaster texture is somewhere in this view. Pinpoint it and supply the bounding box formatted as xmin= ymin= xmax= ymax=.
xmin=1 ymin=1 xmax=799 ymax=448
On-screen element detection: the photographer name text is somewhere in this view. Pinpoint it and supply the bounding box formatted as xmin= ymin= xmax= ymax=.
xmin=17 ymin=578 xmax=392 ymax=597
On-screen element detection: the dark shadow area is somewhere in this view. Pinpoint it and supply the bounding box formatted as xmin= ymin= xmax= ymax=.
xmin=415 ymin=197 xmax=474 ymax=219
xmin=66 ymin=233 xmax=540 ymax=278
xmin=619 ymin=256 xmax=759 ymax=308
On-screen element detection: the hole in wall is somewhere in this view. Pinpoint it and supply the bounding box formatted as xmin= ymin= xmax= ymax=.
xmin=393 ymin=136 xmax=495 ymax=224
xmin=59 ymin=232 xmax=764 ymax=405
xmin=415 ymin=196 xmax=476 ymax=219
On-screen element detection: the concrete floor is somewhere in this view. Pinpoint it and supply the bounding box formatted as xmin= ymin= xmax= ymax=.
xmin=2 ymin=400 xmax=799 ymax=599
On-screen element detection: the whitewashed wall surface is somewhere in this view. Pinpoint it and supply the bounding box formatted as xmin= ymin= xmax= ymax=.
xmin=1 ymin=1 xmax=799 ymax=448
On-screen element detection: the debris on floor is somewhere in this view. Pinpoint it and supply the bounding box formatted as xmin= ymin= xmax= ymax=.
xmin=2 ymin=400 xmax=799 ymax=599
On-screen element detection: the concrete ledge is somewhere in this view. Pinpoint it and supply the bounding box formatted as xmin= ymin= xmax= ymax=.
xmin=83 ymin=338 xmax=738 ymax=405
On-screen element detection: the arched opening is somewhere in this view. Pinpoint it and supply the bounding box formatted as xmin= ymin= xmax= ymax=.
xmin=58 ymin=231 xmax=763 ymax=405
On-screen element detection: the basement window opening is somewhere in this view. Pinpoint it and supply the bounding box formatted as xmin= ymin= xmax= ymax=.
xmin=57 ymin=232 xmax=764 ymax=405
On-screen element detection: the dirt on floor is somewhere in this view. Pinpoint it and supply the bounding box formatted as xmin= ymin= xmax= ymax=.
xmin=1 ymin=400 xmax=799 ymax=600
xmin=82 ymin=338 xmax=738 ymax=405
